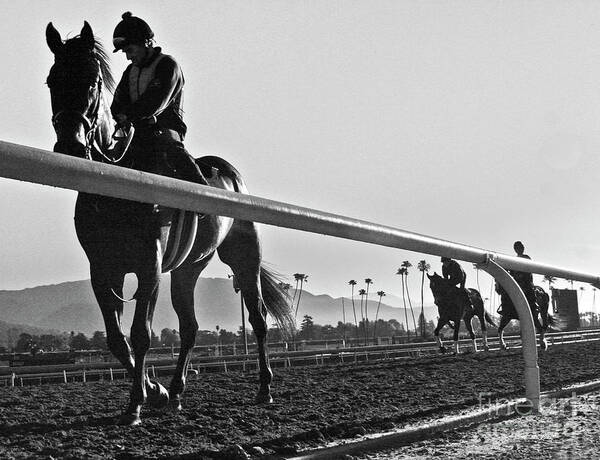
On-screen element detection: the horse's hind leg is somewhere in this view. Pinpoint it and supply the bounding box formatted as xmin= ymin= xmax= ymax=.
xmin=498 ymin=316 xmax=511 ymax=350
xmin=217 ymin=220 xmax=273 ymax=403
xmin=478 ymin=314 xmax=489 ymax=351
xmin=464 ymin=317 xmax=477 ymax=353
xmin=168 ymin=257 xmax=212 ymax=411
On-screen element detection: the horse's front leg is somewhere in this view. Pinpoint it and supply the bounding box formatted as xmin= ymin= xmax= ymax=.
xmin=91 ymin=266 xmax=135 ymax=376
xmin=533 ymin=313 xmax=548 ymax=351
xmin=452 ymin=318 xmax=461 ymax=354
xmin=434 ymin=318 xmax=446 ymax=353
xmin=120 ymin=248 xmax=166 ymax=425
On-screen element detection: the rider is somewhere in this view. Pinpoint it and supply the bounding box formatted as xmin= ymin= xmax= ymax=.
xmin=441 ymin=257 xmax=466 ymax=290
xmin=110 ymin=12 xmax=207 ymax=186
xmin=510 ymin=241 xmax=537 ymax=311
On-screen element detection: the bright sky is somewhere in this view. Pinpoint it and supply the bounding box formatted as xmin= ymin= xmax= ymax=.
xmin=1 ymin=1 xmax=600 ymax=309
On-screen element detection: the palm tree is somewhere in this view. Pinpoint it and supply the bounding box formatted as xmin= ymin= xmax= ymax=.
xmin=373 ymin=290 xmax=386 ymax=338
xmin=396 ymin=267 xmax=410 ymax=337
xmin=348 ymin=280 xmax=358 ymax=341
xmin=364 ymin=278 xmax=373 ymax=342
xmin=293 ymin=273 xmax=308 ymax=317
xmin=417 ymin=260 xmax=431 ymax=337
xmin=544 ymin=274 xmax=556 ymax=292
xmin=291 ymin=273 xmax=301 ymax=310
xmin=358 ymin=288 xmax=366 ymax=344
xmin=401 ymin=261 xmax=418 ymax=335
xmin=340 ymin=297 xmax=347 ymax=342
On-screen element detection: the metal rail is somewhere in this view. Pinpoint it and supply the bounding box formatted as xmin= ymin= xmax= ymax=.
xmin=4 ymin=329 xmax=599 ymax=387
xmin=1 ymin=140 xmax=599 ymax=410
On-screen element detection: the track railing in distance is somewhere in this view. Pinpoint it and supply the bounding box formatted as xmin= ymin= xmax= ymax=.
xmin=2 ymin=140 xmax=600 ymax=412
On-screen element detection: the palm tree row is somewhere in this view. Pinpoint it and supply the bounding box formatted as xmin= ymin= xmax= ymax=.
xmin=342 ymin=260 xmax=435 ymax=343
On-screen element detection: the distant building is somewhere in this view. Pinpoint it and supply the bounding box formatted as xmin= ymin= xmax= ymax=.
xmin=551 ymin=289 xmax=579 ymax=331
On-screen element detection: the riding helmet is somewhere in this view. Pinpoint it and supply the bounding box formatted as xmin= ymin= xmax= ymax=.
xmin=112 ymin=12 xmax=154 ymax=52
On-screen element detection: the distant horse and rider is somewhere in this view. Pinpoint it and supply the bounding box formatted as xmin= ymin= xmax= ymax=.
xmin=495 ymin=241 xmax=562 ymax=350
xmin=495 ymin=282 xmax=559 ymax=350
xmin=45 ymin=19 xmax=295 ymax=425
xmin=429 ymin=246 xmax=562 ymax=354
xmin=428 ymin=257 xmax=496 ymax=354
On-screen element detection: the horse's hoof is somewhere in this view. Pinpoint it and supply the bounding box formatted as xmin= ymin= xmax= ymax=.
xmin=118 ymin=412 xmax=142 ymax=426
xmin=255 ymin=392 xmax=273 ymax=404
xmin=146 ymin=380 xmax=169 ymax=409
xmin=168 ymin=396 xmax=183 ymax=412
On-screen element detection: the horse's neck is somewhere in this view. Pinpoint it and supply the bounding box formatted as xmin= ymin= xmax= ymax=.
xmin=94 ymin=95 xmax=115 ymax=152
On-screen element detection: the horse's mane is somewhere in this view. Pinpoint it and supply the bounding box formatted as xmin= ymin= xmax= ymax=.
xmin=61 ymin=34 xmax=116 ymax=95
xmin=91 ymin=39 xmax=116 ymax=94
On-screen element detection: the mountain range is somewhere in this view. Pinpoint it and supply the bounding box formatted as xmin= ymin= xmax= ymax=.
xmin=0 ymin=277 xmax=439 ymax=341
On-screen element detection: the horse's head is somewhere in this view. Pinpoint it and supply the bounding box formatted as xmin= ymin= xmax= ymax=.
xmin=427 ymin=272 xmax=447 ymax=296
xmin=46 ymin=21 xmax=114 ymax=159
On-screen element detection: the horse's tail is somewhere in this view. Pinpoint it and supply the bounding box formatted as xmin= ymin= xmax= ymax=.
xmin=484 ymin=311 xmax=497 ymax=328
xmin=260 ymin=265 xmax=296 ymax=339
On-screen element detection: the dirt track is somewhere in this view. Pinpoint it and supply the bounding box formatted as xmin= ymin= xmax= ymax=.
xmin=1 ymin=340 xmax=600 ymax=459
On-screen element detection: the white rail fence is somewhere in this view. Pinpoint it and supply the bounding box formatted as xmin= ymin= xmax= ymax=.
xmin=1 ymin=140 xmax=599 ymax=412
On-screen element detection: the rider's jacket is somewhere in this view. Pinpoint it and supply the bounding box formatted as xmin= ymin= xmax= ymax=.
xmin=511 ymin=253 xmax=534 ymax=287
xmin=111 ymin=47 xmax=186 ymax=139
xmin=442 ymin=260 xmax=466 ymax=287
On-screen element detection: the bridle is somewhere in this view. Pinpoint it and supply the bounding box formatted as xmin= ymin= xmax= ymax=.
xmin=51 ymin=71 xmax=104 ymax=161
xmin=51 ymin=66 xmax=130 ymax=164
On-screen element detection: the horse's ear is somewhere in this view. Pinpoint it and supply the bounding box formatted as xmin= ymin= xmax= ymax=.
xmin=80 ymin=21 xmax=95 ymax=50
xmin=46 ymin=22 xmax=63 ymax=54
xmin=427 ymin=273 xmax=432 ymax=279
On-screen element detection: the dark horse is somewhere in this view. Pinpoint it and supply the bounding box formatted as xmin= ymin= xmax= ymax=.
xmin=45 ymin=22 xmax=295 ymax=425
xmin=428 ymin=273 xmax=496 ymax=353
xmin=495 ymin=282 xmax=560 ymax=351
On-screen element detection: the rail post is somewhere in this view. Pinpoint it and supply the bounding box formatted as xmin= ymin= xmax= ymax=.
xmin=478 ymin=255 xmax=540 ymax=413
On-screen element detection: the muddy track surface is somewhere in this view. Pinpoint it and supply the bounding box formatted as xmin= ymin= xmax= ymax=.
xmin=1 ymin=340 xmax=599 ymax=459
